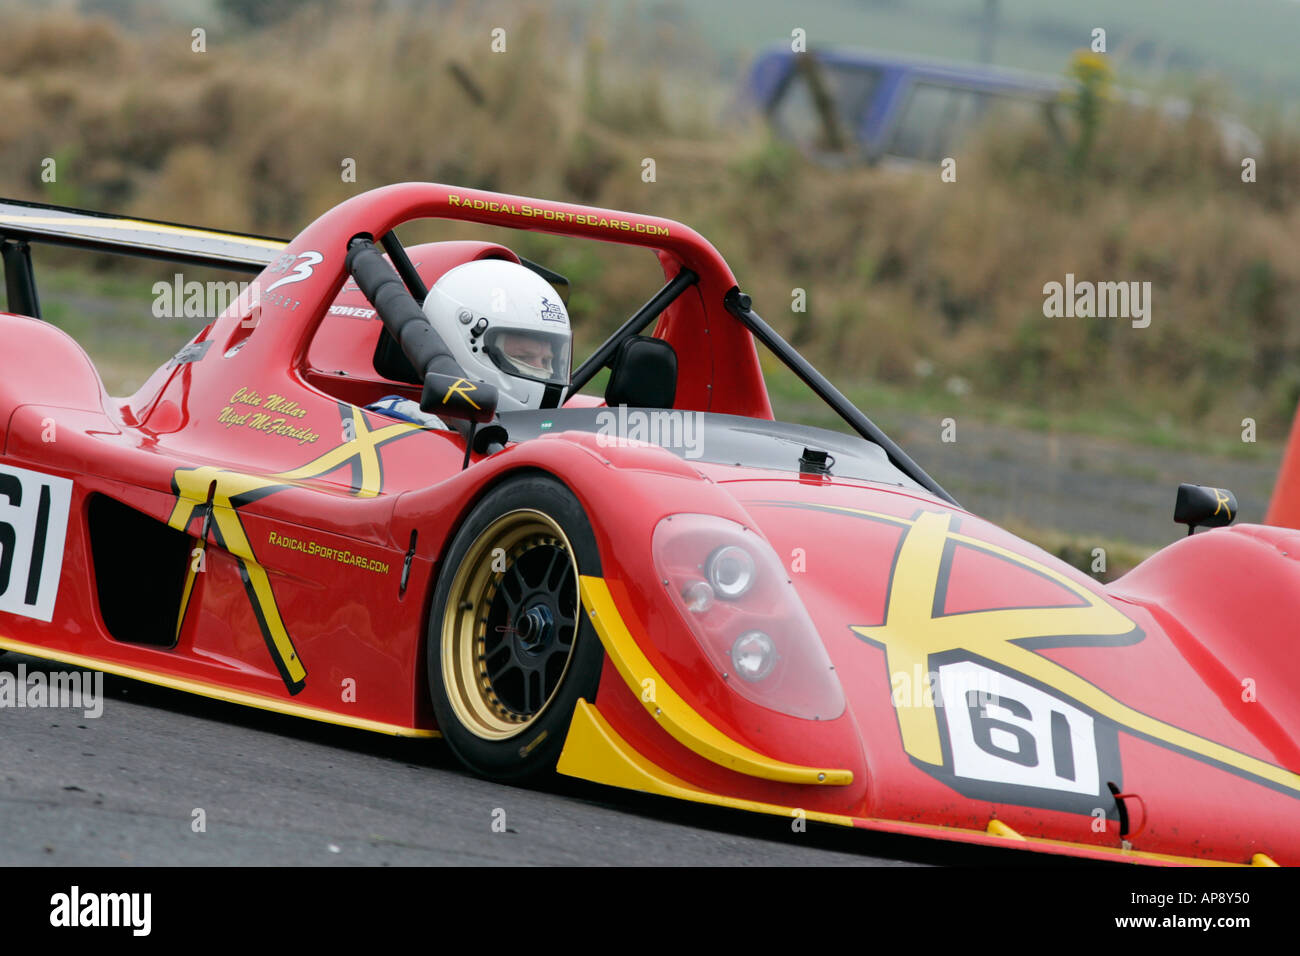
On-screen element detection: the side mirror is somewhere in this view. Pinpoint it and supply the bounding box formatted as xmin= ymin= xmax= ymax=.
xmin=420 ymin=371 xmax=498 ymax=424
xmin=1174 ymin=483 xmax=1237 ymax=535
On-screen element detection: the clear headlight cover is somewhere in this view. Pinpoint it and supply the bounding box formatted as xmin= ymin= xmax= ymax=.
xmin=652 ymin=514 xmax=846 ymax=721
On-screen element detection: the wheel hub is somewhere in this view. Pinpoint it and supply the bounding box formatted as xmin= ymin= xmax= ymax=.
xmin=513 ymin=602 xmax=555 ymax=653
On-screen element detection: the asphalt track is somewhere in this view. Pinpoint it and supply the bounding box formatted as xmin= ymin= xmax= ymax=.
xmin=885 ymin=413 xmax=1282 ymax=550
xmin=0 ymin=652 xmax=1092 ymax=867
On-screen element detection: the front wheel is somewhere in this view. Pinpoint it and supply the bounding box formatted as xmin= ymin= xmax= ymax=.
xmin=428 ymin=474 xmax=604 ymax=781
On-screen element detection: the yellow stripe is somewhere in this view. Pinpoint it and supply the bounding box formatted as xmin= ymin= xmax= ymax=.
xmin=0 ymin=635 xmax=436 ymax=738
xmin=1252 ymin=853 xmax=1279 ymax=867
xmin=241 ymin=554 xmax=308 ymax=684
xmin=4 ymin=214 xmax=285 ymax=250
xmin=578 ymin=575 xmax=852 ymax=786
xmin=162 ymin=415 xmax=422 ymax=694
xmin=175 ymin=538 xmax=203 ymax=642
xmin=274 ymin=419 xmax=419 ymax=498
xmin=557 ymin=699 xmax=854 ymax=825
xmin=558 ymin=700 xmax=1262 ymax=866
xmin=865 ymin=815 xmax=1255 ymax=866
xmin=987 ymin=819 xmax=1026 ymax=840
xmin=169 ymin=469 xmax=309 ymax=686
xmin=202 ymin=499 xmax=307 ymax=685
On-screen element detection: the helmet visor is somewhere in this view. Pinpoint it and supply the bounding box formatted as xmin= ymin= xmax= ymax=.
xmin=483 ymin=328 xmax=572 ymax=387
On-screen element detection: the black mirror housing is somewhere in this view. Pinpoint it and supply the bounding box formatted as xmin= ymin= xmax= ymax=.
xmin=1174 ymin=483 xmax=1237 ymax=534
xmin=420 ymin=371 xmax=498 ymax=424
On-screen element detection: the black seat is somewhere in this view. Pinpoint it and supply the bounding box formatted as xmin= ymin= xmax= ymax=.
xmin=603 ymin=335 xmax=678 ymax=409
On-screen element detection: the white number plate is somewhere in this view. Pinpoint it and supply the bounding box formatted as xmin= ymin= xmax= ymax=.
xmin=0 ymin=464 xmax=73 ymax=623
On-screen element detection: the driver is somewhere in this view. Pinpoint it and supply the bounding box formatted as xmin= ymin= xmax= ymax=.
xmin=423 ymin=259 xmax=572 ymax=412
xmin=497 ymin=330 xmax=556 ymax=380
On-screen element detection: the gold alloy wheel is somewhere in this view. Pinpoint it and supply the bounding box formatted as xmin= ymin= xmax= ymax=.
xmin=441 ymin=509 xmax=581 ymax=740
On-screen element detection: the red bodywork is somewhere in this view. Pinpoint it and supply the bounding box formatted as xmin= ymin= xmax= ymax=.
xmin=1 ymin=183 xmax=1296 ymax=866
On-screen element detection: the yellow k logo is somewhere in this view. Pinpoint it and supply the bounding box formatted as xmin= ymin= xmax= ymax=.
xmin=809 ymin=504 xmax=1300 ymax=800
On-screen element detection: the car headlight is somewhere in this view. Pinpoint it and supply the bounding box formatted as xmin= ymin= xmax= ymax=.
xmin=707 ymin=545 xmax=755 ymax=599
xmin=731 ymin=630 xmax=777 ymax=681
xmin=653 ymin=513 xmax=845 ymax=720
xmin=681 ymin=579 xmax=715 ymax=613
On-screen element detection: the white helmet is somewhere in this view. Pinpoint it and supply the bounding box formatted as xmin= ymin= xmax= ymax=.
xmin=424 ymin=259 xmax=572 ymax=412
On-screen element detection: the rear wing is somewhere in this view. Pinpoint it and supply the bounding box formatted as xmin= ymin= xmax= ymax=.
xmin=0 ymin=197 xmax=285 ymax=319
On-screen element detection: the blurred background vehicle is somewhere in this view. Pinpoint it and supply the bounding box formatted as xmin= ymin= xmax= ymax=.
xmin=741 ymin=46 xmax=1263 ymax=167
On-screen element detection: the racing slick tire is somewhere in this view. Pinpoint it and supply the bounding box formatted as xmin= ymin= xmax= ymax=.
xmin=428 ymin=473 xmax=605 ymax=781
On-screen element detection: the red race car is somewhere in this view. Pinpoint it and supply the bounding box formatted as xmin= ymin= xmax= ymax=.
xmin=0 ymin=184 xmax=1295 ymax=866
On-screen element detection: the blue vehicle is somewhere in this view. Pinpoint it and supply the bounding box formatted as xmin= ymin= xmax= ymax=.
xmin=743 ymin=46 xmax=1258 ymax=165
